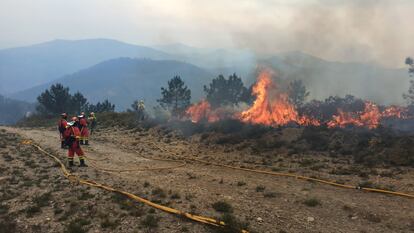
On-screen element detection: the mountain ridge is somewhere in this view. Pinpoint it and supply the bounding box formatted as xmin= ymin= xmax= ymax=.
xmin=11 ymin=58 xmax=212 ymax=111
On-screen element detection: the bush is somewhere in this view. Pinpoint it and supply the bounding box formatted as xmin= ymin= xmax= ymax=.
xmin=100 ymin=217 xmax=119 ymax=229
xmin=140 ymin=214 xmax=159 ymax=228
xmin=0 ymin=217 xmax=17 ymax=233
xmin=255 ymin=185 xmax=266 ymax=192
xmin=64 ymin=218 xmax=90 ymax=233
xmin=214 ymin=213 xmax=249 ymax=233
xmin=303 ymin=198 xmax=321 ymax=207
xmin=212 ymin=201 xmax=233 ymax=213
xmin=300 ymin=126 xmax=330 ymax=151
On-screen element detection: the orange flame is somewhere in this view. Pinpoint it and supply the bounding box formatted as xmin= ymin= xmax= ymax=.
xmin=186 ymin=100 xmax=220 ymax=123
xmin=185 ymin=69 xmax=408 ymax=129
xmin=382 ymin=106 xmax=406 ymax=118
xmin=327 ymin=102 xmax=406 ymax=129
xmin=239 ymin=70 xmax=319 ymax=126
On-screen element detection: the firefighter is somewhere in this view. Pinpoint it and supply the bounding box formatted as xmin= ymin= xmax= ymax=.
xmin=78 ymin=113 xmax=89 ymax=145
xmin=58 ymin=113 xmax=68 ymax=148
xmin=137 ymin=100 xmax=146 ymax=121
xmin=88 ymin=112 xmax=97 ymax=135
xmin=64 ymin=117 xmax=87 ymax=167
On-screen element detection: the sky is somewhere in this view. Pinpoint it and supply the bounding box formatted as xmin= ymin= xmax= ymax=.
xmin=0 ymin=0 xmax=413 ymax=67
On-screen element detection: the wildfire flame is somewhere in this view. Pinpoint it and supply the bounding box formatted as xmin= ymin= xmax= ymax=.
xmin=239 ymin=70 xmax=320 ymax=126
xmin=327 ymin=102 xmax=380 ymax=129
xmin=382 ymin=106 xmax=406 ymax=118
xmin=185 ymin=100 xmax=220 ymax=123
xmin=185 ymin=69 xmax=408 ymax=129
xmin=327 ymin=102 xmax=406 ymax=129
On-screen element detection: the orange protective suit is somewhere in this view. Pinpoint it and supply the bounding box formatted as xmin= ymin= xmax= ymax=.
xmin=63 ymin=125 xmax=85 ymax=165
xmin=79 ymin=117 xmax=89 ymax=145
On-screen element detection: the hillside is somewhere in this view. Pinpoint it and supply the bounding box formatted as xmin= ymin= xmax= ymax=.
xmin=2 ymin=118 xmax=413 ymax=232
xmin=0 ymin=39 xmax=171 ymax=94
xmin=0 ymin=95 xmax=34 ymax=125
xmin=11 ymin=58 xmax=212 ymax=110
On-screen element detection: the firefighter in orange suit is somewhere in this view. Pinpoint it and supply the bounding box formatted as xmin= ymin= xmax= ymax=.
xmin=64 ymin=117 xmax=87 ymax=167
xmin=58 ymin=113 xmax=68 ymax=148
xmin=78 ymin=113 xmax=89 ymax=145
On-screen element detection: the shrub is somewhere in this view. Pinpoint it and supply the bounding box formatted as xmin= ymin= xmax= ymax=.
xmin=237 ymin=181 xmax=246 ymax=186
xmin=214 ymin=213 xmax=249 ymax=233
xmin=140 ymin=215 xmax=159 ymax=228
xmin=303 ymin=198 xmax=321 ymax=207
xmin=255 ymin=185 xmax=266 ymax=192
xmin=212 ymin=201 xmax=233 ymax=213
xmin=64 ymin=218 xmax=90 ymax=233
xmin=100 ymin=217 xmax=119 ymax=229
xmin=152 ymin=187 xmax=166 ymax=198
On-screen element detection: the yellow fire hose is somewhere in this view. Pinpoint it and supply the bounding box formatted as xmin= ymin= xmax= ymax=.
xmin=21 ymin=140 xmax=248 ymax=233
xmin=86 ymin=159 xmax=186 ymax=173
xmin=84 ymin=143 xmax=414 ymax=199
xmin=147 ymin=142 xmax=414 ymax=199
xmin=185 ymin=158 xmax=414 ymax=199
xmin=82 ymin=149 xmax=186 ymax=173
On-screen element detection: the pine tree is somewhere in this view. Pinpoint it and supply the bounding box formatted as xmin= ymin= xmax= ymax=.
xmin=71 ymin=91 xmax=88 ymax=114
xmin=157 ymin=76 xmax=191 ymax=117
xmin=87 ymin=99 xmax=115 ymax=113
xmin=403 ymin=57 xmax=414 ymax=105
xmin=288 ymin=80 xmax=310 ymax=108
xmin=204 ymin=73 xmax=249 ymax=108
xmin=36 ymin=83 xmax=72 ymax=115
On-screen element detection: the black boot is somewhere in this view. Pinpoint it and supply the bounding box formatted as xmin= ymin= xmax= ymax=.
xmin=85 ymin=140 xmax=89 ymax=145
xmin=79 ymin=159 xmax=88 ymax=167
xmin=80 ymin=140 xmax=84 ymax=145
xmin=61 ymin=141 xmax=65 ymax=149
xmin=68 ymin=160 xmax=74 ymax=167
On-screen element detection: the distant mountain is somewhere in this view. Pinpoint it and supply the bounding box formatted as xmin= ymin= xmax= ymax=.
xmin=0 ymin=95 xmax=35 ymax=125
xmin=0 ymin=39 xmax=171 ymax=94
xmin=154 ymin=43 xmax=257 ymax=78
xmin=2 ymin=38 xmax=410 ymax=107
xmin=12 ymin=58 xmax=212 ymax=110
xmin=259 ymin=51 xmax=409 ymax=105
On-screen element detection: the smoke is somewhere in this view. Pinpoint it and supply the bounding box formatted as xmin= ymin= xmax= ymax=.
xmin=229 ymin=0 xmax=414 ymax=67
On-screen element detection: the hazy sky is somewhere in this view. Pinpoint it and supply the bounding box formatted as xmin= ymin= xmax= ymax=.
xmin=1 ymin=0 xmax=413 ymax=67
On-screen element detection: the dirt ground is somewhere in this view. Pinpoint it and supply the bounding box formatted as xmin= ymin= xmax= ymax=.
xmin=1 ymin=125 xmax=414 ymax=233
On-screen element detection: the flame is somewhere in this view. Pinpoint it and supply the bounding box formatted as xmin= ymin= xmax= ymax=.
xmin=382 ymin=106 xmax=406 ymax=118
xmin=185 ymin=69 xmax=408 ymax=129
xmin=327 ymin=102 xmax=406 ymax=129
xmin=239 ymin=70 xmax=319 ymax=126
xmin=185 ymin=100 xmax=220 ymax=123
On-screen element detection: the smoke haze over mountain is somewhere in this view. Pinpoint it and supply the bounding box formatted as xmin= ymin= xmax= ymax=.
xmin=1 ymin=0 xmax=413 ymax=67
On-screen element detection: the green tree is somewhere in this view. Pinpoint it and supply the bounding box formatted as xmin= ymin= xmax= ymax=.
xmin=403 ymin=57 xmax=414 ymax=105
xmin=87 ymin=99 xmax=115 ymax=113
xmin=204 ymin=73 xmax=249 ymax=108
xmin=288 ymin=80 xmax=310 ymax=108
xmin=36 ymin=83 xmax=72 ymax=115
xmin=71 ymin=91 xmax=88 ymax=114
xmin=157 ymin=76 xmax=191 ymax=117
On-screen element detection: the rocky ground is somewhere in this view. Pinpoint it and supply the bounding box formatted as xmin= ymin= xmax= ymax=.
xmin=0 ymin=125 xmax=413 ymax=233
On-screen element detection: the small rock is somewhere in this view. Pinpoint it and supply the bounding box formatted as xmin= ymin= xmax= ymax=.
xmin=46 ymin=217 xmax=51 ymax=221
xmin=351 ymin=216 xmax=358 ymax=220
xmin=257 ymin=217 xmax=263 ymax=222
xmin=307 ymin=217 xmax=315 ymax=222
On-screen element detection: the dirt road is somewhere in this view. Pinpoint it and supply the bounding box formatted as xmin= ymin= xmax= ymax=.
xmin=2 ymin=126 xmax=414 ymax=233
